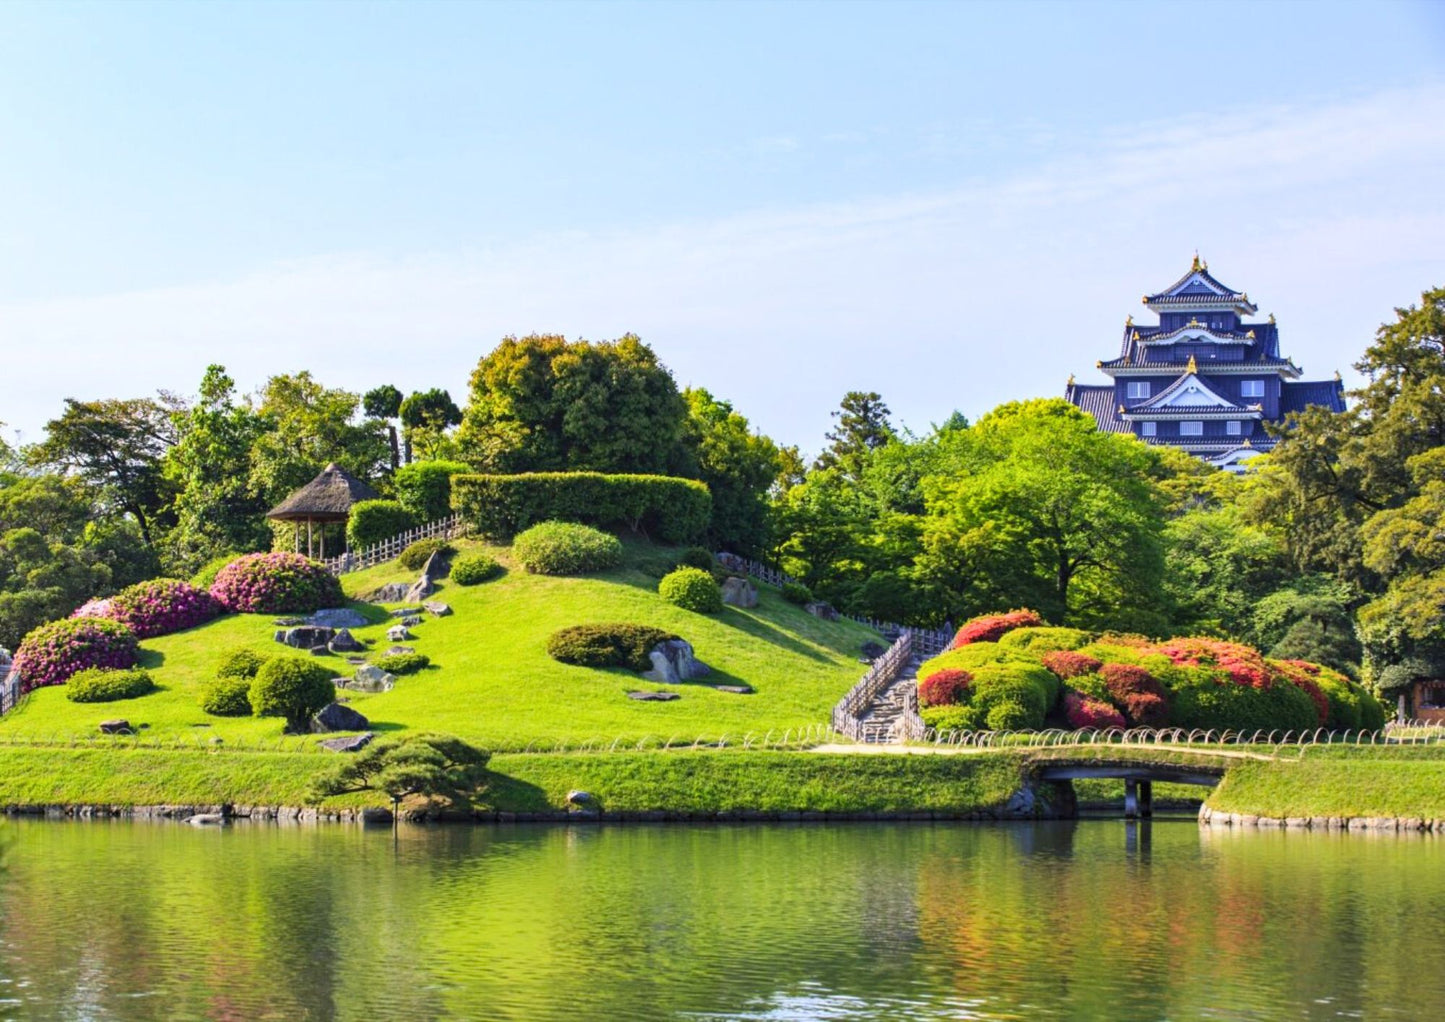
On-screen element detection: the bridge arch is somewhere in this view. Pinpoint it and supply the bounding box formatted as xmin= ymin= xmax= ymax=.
xmin=1032 ymin=760 xmax=1225 ymax=818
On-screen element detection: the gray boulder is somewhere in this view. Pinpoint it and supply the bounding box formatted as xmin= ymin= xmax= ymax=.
xmin=365 ymin=582 xmax=411 ymax=603
xmin=860 ymin=641 xmax=887 ymax=661
xmin=99 ymin=719 xmax=132 ymax=735
xmin=275 ymin=625 xmax=335 ymax=650
xmin=404 ymin=577 xmax=434 ymax=603
xmin=720 ymin=577 xmax=758 ymax=609
xmin=403 ymin=550 xmax=451 ymax=604
xmin=386 ymin=625 xmax=411 ymax=642
xmin=391 ymin=606 xmax=425 ymax=618
xmin=399 ymin=615 xmax=422 ymax=628
xmin=384 ymin=645 xmax=415 ymax=657
xmin=566 ymin=790 xmax=595 ymax=806
xmin=641 ymin=639 xmax=711 ymax=685
xmin=804 ymin=601 xmax=840 ymax=622
xmin=627 ymin=690 xmax=680 ymax=701
xmin=328 ymin=629 xmax=365 ymax=654
xmin=343 ymin=664 xmax=396 ymax=693
xmin=312 ymin=701 xmax=371 ymax=733
xmin=424 ymin=601 xmax=452 ymax=617
xmin=319 ymin=733 xmax=374 ymax=753
xmin=308 ymin=607 xmax=369 ymax=630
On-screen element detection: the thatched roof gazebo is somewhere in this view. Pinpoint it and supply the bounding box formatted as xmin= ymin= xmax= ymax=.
xmin=266 ymin=462 xmax=379 ymax=559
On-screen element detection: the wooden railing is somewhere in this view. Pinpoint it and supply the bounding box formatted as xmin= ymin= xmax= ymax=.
xmin=830 ymin=631 xmax=914 ymax=741
xmin=0 ymin=666 xmax=19 ymax=715
xmin=323 ymin=514 xmax=466 ymax=576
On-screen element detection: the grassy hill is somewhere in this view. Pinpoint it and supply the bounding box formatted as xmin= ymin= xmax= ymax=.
xmin=0 ymin=537 xmax=880 ymax=752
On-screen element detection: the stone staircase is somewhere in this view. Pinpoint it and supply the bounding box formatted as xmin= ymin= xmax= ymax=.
xmin=856 ymin=653 xmax=923 ymax=743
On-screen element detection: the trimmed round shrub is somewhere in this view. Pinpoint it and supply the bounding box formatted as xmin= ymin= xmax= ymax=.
xmin=399 ymin=538 xmax=455 ymax=571
xmin=1041 ymin=650 xmax=1103 ymax=680
xmin=781 ymin=582 xmax=813 ymax=605
xmin=919 ymin=668 xmax=972 ymax=708
xmin=209 ymin=553 xmax=344 ymax=614
xmin=658 ymin=567 xmax=723 ymax=614
xmin=948 ymin=609 xmax=1045 ymax=649
xmin=998 ymin=626 xmax=1093 ymax=654
xmin=1064 ymin=690 xmax=1126 ymax=729
xmin=12 ymin=618 xmax=140 ymax=692
xmin=249 ymin=656 xmax=337 ymax=732
xmin=216 ymin=646 xmax=271 ymax=681
xmin=450 ymin=552 xmax=501 ymax=586
xmin=76 ymin=578 xmax=219 ymax=639
xmin=922 ymin=704 xmax=985 ymax=734
xmin=347 ymin=499 xmax=418 ymax=551
xmin=512 ymin=522 xmax=623 ymax=575
xmin=66 ymin=667 xmax=155 ymax=703
xmin=985 ymin=699 xmax=1034 ymax=731
xmin=677 ymin=546 xmax=715 ymax=571
xmin=200 ymin=675 xmax=253 ymax=716
xmin=190 ymin=554 xmax=240 ymax=591
xmin=373 ymin=652 xmax=431 ymax=675
xmin=546 ymin=624 xmax=680 ymax=672
xmin=967 ymin=660 xmax=1060 ymax=729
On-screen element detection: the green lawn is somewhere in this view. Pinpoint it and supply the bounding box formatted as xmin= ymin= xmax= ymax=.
xmin=1207 ymin=754 xmax=1445 ymax=819
xmin=0 ymin=537 xmax=879 ymax=751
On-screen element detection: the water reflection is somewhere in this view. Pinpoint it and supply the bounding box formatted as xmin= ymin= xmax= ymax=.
xmin=0 ymin=819 xmax=1442 ymax=1020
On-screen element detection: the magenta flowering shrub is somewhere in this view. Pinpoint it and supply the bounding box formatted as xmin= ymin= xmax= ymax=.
xmin=209 ymin=553 xmax=345 ymax=614
xmin=1063 ymin=690 xmax=1126 ymax=730
xmin=11 ymin=618 xmax=140 ymax=693
xmin=73 ymin=578 xmax=220 ymax=639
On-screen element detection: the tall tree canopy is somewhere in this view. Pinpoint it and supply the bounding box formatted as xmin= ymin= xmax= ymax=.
xmin=247 ymin=371 xmax=389 ymax=505
xmin=669 ymin=388 xmax=781 ymax=555
xmin=814 ymin=391 xmax=894 ymax=478
xmin=399 ymin=388 xmax=463 ymax=462
xmin=457 ymin=333 xmax=686 ymax=474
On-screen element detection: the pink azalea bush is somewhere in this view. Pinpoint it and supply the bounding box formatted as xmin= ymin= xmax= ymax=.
xmin=1063 ymin=690 xmax=1126 ymax=730
xmin=209 ymin=553 xmax=345 ymax=614
xmin=11 ymin=617 xmax=140 ymax=692
xmin=73 ymin=578 xmax=220 ymax=639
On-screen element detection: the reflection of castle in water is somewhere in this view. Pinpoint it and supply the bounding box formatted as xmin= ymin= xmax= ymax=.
xmin=1066 ymin=257 xmax=1345 ymax=472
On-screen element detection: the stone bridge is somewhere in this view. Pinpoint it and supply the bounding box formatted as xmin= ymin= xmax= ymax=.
xmin=1032 ymin=759 xmax=1226 ymax=818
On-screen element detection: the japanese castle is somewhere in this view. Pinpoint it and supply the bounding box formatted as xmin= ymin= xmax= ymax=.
xmin=1064 ymin=257 xmax=1346 ymax=471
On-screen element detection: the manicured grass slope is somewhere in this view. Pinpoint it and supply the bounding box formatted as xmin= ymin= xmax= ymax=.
xmin=0 ymin=538 xmax=879 ymax=751
xmin=1208 ymin=750 xmax=1445 ymax=819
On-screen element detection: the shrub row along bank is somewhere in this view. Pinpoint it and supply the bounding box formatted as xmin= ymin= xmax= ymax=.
xmin=452 ymin=472 xmax=710 ymax=544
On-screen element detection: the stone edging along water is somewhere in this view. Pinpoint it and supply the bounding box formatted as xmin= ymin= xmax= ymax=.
xmin=1199 ymin=805 xmax=1445 ymax=833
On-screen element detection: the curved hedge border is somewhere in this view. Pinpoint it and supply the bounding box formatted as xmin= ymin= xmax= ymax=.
xmin=452 ymin=472 xmax=711 ymax=544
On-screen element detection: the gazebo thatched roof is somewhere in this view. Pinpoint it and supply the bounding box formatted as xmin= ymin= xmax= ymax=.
xmin=266 ymin=463 xmax=380 ymax=523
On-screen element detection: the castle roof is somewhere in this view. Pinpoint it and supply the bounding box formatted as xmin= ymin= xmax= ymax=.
xmin=1064 ymin=383 xmax=1131 ymax=433
xmin=1280 ymin=379 xmax=1347 ymax=416
xmin=1143 ymin=256 xmax=1258 ymax=313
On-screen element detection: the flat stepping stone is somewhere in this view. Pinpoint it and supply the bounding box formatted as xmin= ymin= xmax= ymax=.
xmin=318 ymin=733 xmax=373 ymax=753
xmin=713 ymin=684 xmax=754 ymax=695
xmin=627 ymin=691 xmax=679 ymax=701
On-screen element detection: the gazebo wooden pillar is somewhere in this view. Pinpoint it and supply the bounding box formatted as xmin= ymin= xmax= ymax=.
xmin=265 ymin=463 xmax=380 ymax=561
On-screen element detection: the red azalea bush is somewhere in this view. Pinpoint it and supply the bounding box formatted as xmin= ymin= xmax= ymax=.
xmin=74 ymin=578 xmax=220 ymax=639
xmin=1064 ymin=690 xmax=1126 ymax=729
xmin=949 ymin=609 xmax=1044 ymax=649
xmin=919 ymin=668 xmax=972 ymax=707
xmin=1041 ymin=649 xmax=1103 ymax=680
xmin=11 ymin=617 xmax=140 ymax=692
xmin=1269 ymin=660 xmax=1330 ymax=727
xmin=1100 ymin=663 xmax=1170 ymax=726
xmin=1120 ymin=691 xmax=1170 ymax=727
xmin=209 ymin=553 xmax=345 ymax=614
xmin=1156 ymin=638 xmax=1273 ymax=689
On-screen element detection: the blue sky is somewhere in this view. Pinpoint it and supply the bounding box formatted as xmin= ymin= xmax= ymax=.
xmin=2 ymin=0 xmax=1443 ymax=454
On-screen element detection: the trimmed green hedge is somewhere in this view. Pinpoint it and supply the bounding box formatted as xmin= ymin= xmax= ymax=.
xmin=346 ymin=500 xmax=418 ymax=550
xmin=450 ymin=552 xmax=501 ymax=585
xmin=249 ymin=656 xmax=336 ymax=732
xmin=658 ymin=567 xmax=723 ymax=614
xmin=546 ymin=623 xmax=679 ymax=672
xmin=452 ymin=472 xmax=711 ymax=543
xmin=394 ymin=460 xmax=472 ymax=522
xmin=66 ymin=667 xmax=155 ymax=704
xmin=513 ymin=522 xmax=623 ymax=575
xmin=200 ymin=675 xmax=253 ymax=716
xmin=373 ymin=652 xmax=431 ymax=675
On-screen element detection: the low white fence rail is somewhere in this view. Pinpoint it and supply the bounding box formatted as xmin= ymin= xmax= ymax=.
xmin=323 ymin=514 xmax=466 ymax=576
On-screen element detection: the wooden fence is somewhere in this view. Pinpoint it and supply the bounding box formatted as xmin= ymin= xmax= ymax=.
xmin=0 ymin=666 xmax=19 ymax=716
xmin=322 ymin=514 xmax=466 ymax=576
xmin=830 ymin=631 xmax=914 ymax=741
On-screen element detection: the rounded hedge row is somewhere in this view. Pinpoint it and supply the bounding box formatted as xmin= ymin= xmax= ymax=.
xmin=450 ymin=552 xmax=501 ymax=586
xmin=346 ymin=499 xmax=418 ymax=550
xmin=12 ymin=618 xmax=140 ymax=692
xmin=65 ymin=667 xmax=156 ymax=704
xmin=209 ymin=553 xmax=345 ymax=614
xmin=75 ymin=578 xmax=219 ymax=639
xmin=201 ymin=675 xmax=253 ymax=716
xmin=658 ymin=567 xmax=723 ymax=614
xmin=917 ymin=615 xmax=1387 ymax=735
xmin=513 ymin=522 xmax=623 ymax=575
xmin=546 ymin=623 xmax=679 ymax=672
xmin=781 ymin=582 xmax=813 ymax=606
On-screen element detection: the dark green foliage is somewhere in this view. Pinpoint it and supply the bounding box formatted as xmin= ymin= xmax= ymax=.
xmin=512 ymin=522 xmax=624 ymax=575
xmin=814 ymin=391 xmax=894 ymax=479
xmin=658 ymin=567 xmax=723 ymax=614
xmin=215 ymin=646 xmax=270 ymax=681
xmin=249 ymin=656 xmax=337 ymax=732
xmin=311 ymin=732 xmax=491 ymax=805
xmin=452 ymin=472 xmax=711 ymax=544
xmin=393 ymin=460 xmax=471 ymax=522
xmin=399 ymin=538 xmax=455 ymax=571
xmin=398 ymin=391 xmax=463 ymax=461
xmin=449 ymin=553 xmax=501 ymax=586
xmin=669 ymin=388 xmax=781 ymax=555
xmin=346 ymin=500 xmax=418 ymax=550
xmin=984 ymin=699 xmax=1033 ymax=731
xmin=781 ymin=582 xmax=813 ymax=605
xmin=65 ymin=667 xmax=155 ymax=703
xmin=373 ymin=652 xmax=431 ymax=675
xmin=199 ymin=675 xmax=253 ymax=716
xmin=362 ymin=385 xmax=403 ymax=420
xmin=546 ymin=623 xmax=680 ymax=672
xmin=1169 ymin=677 xmax=1319 ymax=734
xmin=677 ymin=546 xmax=715 ymax=571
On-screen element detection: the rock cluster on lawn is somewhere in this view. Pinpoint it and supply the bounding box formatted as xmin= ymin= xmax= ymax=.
xmin=386 ymin=625 xmax=411 ymax=642
xmin=341 ymin=664 xmax=396 ymax=693
xmin=423 ymin=601 xmax=451 ymax=617
xmin=720 ymin=577 xmax=758 ymax=608
xmin=307 ymin=608 xmax=368 ymax=630
xmin=328 ymin=629 xmax=365 ymax=654
xmin=641 ymin=639 xmax=711 ymax=685
xmin=364 ymin=582 xmax=410 ymax=603
xmin=312 ymin=701 xmax=370 ymax=733
xmin=275 ymin=625 xmax=334 ymax=651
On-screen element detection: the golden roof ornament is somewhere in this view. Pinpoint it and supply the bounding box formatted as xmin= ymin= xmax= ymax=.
xmin=1125 ymin=315 xmax=1133 ymax=326
xmin=1335 ymin=369 xmax=1342 ymax=381
xmin=1118 ymin=404 xmax=1127 ymax=415
xmin=1246 ymin=330 xmax=1255 ymax=339
xmin=1242 ymin=437 xmax=1252 ymax=448
xmin=1186 ymin=354 xmax=1198 ymax=373
xmin=1191 ymin=251 xmax=1202 ymax=271
xmin=1067 ymin=373 xmax=1075 ymax=386
xmin=1187 ymin=317 xmax=1201 ymax=327
xmin=1269 ymin=313 xmax=1276 ymax=324
xmin=1095 ymin=360 xmax=1103 ymax=368
xmin=1131 ymin=330 xmax=1139 ymax=341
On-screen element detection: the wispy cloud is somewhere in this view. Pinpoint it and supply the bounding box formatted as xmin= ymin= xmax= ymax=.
xmin=4 ymin=83 xmax=1443 ymax=452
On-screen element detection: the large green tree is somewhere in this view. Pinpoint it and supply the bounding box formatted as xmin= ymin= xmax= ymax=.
xmin=398 ymin=388 xmax=463 ymax=463
xmin=670 ymin=388 xmax=781 ymax=555
xmin=813 ymin=391 xmax=894 ymax=479
xmin=248 ymin=372 xmax=389 ymax=505
xmin=457 ymin=333 xmax=687 ymax=474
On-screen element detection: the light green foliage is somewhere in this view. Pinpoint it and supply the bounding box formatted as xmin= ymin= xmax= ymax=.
xmin=921 ymin=704 xmax=985 ymax=733
xmin=512 ymin=521 xmax=624 ymax=575
xmin=248 ymin=656 xmax=336 ymax=732
xmin=189 ymin=554 xmax=238 ymax=591
xmin=671 ymin=388 xmax=781 ymax=555
xmin=985 ymin=699 xmax=1033 ymax=731
xmin=399 ymin=538 xmax=454 ymax=571
xmin=449 ymin=552 xmax=500 ymax=585
xmin=457 ymin=333 xmax=687 ymax=475
xmin=453 ymin=472 xmax=711 ymax=544
xmin=658 ymin=567 xmax=723 ymax=614
xmin=199 ymin=675 xmax=253 ymax=716
xmin=373 ymin=652 xmax=431 ymax=675
xmin=346 ymin=500 xmax=418 ymax=550
xmin=65 ymin=667 xmax=155 ymax=703
xmin=393 ymin=460 xmax=471 ymax=521
xmin=997 ymin=626 xmax=1093 ymax=654
xmin=215 ymin=646 xmax=270 ymax=680
xmin=311 ymin=732 xmax=491 ymax=805
xmin=781 ymin=582 xmax=812 ymax=605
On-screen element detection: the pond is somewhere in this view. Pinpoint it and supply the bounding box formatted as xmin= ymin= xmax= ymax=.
xmin=1 ymin=818 xmax=1442 ymax=1019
